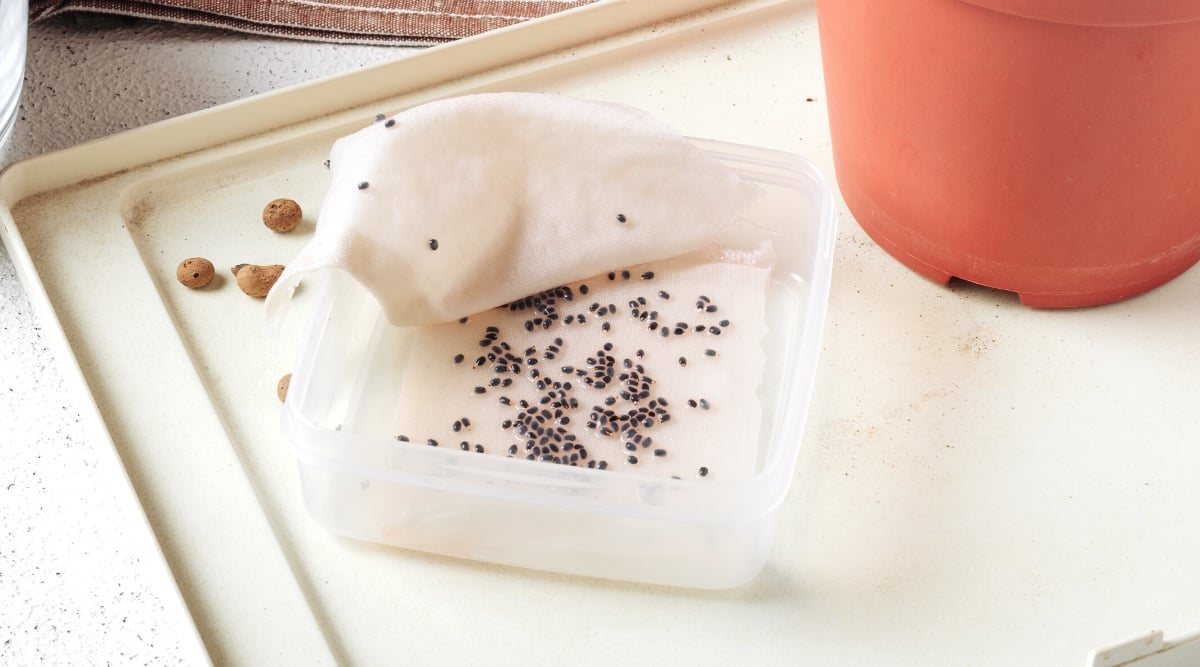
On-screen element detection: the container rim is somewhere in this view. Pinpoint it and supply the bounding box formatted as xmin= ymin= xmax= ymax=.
xmin=958 ymin=0 xmax=1200 ymax=26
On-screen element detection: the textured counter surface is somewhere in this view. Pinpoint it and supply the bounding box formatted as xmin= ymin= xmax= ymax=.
xmin=0 ymin=19 xmax=408 ymax=664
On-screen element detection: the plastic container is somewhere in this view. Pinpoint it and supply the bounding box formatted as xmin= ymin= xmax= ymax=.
xmin=817 ymin=0 xmax=1200 ymax=307
xmin=0 ymin=0 xmax=28 ymax=144
xmin=280 ymin=140 xmax=836 ymax=589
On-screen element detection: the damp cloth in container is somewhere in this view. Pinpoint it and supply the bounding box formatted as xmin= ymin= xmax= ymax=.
xmin=264 ymin=91 xmax=761 ymax=328
xmin=389 ymin=242 xmax=773 ymax=481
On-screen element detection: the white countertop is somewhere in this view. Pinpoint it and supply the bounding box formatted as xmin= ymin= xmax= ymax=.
xmin=0 ymin=18 xmax=410 ymax=664
xmin=4 ymin=6 xmax=1200 ymax=666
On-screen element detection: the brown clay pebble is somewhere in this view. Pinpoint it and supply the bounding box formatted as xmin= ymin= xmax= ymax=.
xmin=277 ymin=373 xmax=291 ymax=402
xmin=232 ymin=263 xmax=285 ymax=297
xmin=262 ymin=198 xmax=303 ymax=233
xmin=176 ymin=257 xmax=215 ymax=289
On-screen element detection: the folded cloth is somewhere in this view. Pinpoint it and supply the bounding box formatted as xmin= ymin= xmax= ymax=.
xmin=28 ymin=0 xmax=598 ymax=45
xmin=264 ymin=92 xmax=762 ymax=328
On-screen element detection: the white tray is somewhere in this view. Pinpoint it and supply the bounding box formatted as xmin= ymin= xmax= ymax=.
xmin=5 ymin=0 xmax=1200 ymax=664
xmin=2 ymin=2 xmax=825 ymax=664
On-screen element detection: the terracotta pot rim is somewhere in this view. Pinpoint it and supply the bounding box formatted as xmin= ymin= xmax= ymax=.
xmin=959 ymin=0 xmax=1200 ymax=27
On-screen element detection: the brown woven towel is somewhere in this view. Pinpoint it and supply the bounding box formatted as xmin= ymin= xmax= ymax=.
xmin=28 ymin=0 xmax=598 ymax=45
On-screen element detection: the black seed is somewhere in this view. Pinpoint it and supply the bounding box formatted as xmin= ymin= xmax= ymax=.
xmin=710 ymin=326 xmax=721 ymax=335
xmin=565 ymin=315 xmax=575 ymax=324
xmin=698 ymin=466 xmax=709 ymax=477
xmin=473 ymin=387 xmax=486 ymax=394
xmin=357 ymin=181 xmax=369 ymax=190
xmin=427 ymin=439 xmax=438 ymax=447
xmin=580 ymin=284 xmax=589 ymax=295
xmin=616 ymin=213 xmax=627 ymax=223
xmin=608 ymin=272 xmax=616 ymax=280
xmin=695 ymin=325 xmax=706 ymax=332
xmin=699 ymin=295 xmax=711 ymax=303
xmin=374 ymin=113 xmax=385 ymax=122
xmin=636 ymin=349 xmax=644 ymax=359
xmin=475 ymin=444 xmax=484 ymax=453
xmin=453 ymin=354 xmax=464 ymax=364
xmin=474 ymin=356 xmax=486 ymax=366
xmin=660 ymin=328 xmax=669 ymax=338
xmin=460 ymin=441 xmax=470 ymax=451
xmin=396 ymin=434 xmax=409 ymax=442
xmin=678 ymin=357 xmax=687 ymax=367
xmin=699 ymin=399 xmax=710 ymax=410
xmin=452 ymin=420 xmax=462 ymax=432
xmin=603 ymin=342 xmax=613 ymax=351
xmin=649 ymin=322 xmax=659 ymax=331
xmin=625 ymin=442 xmax=637 ymax=452
xmin=719 ymin=319 xmax=730 ymax=328
xmin=658 ymin=290 xmax=670 ymax=299
xmin=621 ymin=270 xmax=631 ymax=280
xmin=674 ymin=328 xmax=685 ymax=335
xmin=706 ymin=305 xmax=718 ymax=313
xmin=653 ymin=449 xmax=667 ymax=457
xmin=705 ymin=349 xmax=717 ymax=357
xmin=627 ymin=455 xmax=639 ymax=465
xmin=385 ymin=119 xmax=396 ymax=128
xmin=687 ymin=399 xmax=697 ymax=408
xmin=641 ymin=272 xmax=655 ymax=280
xmin=509 ymin=444 xmax=519 ymax=455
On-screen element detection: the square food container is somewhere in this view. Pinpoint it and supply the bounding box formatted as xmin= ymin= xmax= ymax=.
xmin=280 ymin=139 xmax=836 ymax=589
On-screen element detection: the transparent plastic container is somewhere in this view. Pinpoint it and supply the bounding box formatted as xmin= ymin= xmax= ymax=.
xmin=281 ymin=140 xmax=836 ymax=589
xmin=0 ymin=0 xmax=27 ymax=144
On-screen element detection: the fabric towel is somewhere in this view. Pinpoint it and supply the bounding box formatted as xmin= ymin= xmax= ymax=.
xmin=264 ymin=92 xmax=762 ymax=328
xmin=29 ymin=0 xmax=598 ymax=45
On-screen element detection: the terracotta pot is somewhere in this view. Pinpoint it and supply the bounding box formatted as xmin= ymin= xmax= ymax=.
xmin=817 ymin=0 xmax=1200 ymax=306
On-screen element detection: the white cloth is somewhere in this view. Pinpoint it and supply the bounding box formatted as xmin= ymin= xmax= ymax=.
xmin=265 ymin=92 xmax=761 ymax=327
xmin=388 ymin=243 xmax=774 ymax=481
